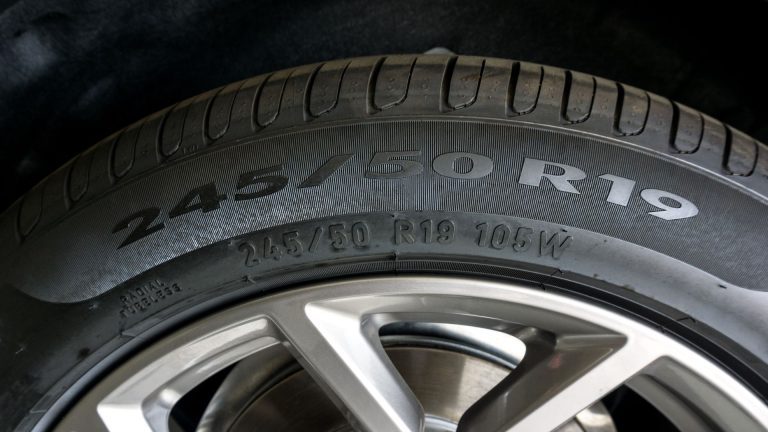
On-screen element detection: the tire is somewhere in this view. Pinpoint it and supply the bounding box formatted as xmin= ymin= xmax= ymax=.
xmin=1 ymin=54 xmax=767 ymax=431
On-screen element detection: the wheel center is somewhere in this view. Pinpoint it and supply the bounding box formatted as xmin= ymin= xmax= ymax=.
xmin=198 ymin=327 xmax=615 ymax=432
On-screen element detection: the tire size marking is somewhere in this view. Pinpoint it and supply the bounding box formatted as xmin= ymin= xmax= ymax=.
xmin=235 ymin=217 xmax=572 ymax=268
xmin=113 ymin=152 xmax=698 ymax=249
xmin=118 ymin=214 xmax=574 ymax=318
xmin=119 ymin=279 xmax=183 ymax=317
xmin=475 ymin=222 xmax=572 ymax=259
xmin=394 ymin=218 xmax=456 ymax=245
xmin=236 ymin=222 xmax=371 ymax=267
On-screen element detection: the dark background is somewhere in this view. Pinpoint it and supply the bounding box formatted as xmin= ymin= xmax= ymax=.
xmin=1 ymin=0 xmax=766 ymax=212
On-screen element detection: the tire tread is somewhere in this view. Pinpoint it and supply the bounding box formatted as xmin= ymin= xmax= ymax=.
xmin=5 ymin=54 xmax=766 ymax=241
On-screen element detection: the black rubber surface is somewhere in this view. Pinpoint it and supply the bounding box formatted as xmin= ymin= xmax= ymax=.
xmin=2 ymin=0 xmax=768 ymax=211
xmin=1 ymin=55 xmax=767 ymax=431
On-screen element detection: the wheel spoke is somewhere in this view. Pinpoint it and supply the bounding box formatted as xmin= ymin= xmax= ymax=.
xmin=55 ymin=277 xmax=768 ymax=432
xmin=458 ymin=328 xmax=661 ymax=432
xmin=96 ymin=318 xmax=278 ymax=432
xmin=269 ymin=297 xmax=425 ymax=432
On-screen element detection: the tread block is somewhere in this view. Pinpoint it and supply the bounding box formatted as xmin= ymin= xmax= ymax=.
xmin=275 ymin=64 xmax=317 ymax=124
xmin=335 ymin=57 xmax=380 ymax=115
xmin=700 ymin=115 xmax=727 ymax=156
xmin=633 ymin=93 xmax=674 ymax=151
xmin=38 ymin=168 xmax=69 ymax=226
xmin=67 ymin=151 xmax=92 ymax=203
xmin=615 ymin=84 xmax=649 ymax=136
xmin=672 ymin=103 xmax=703 ymax=153
xmin=510 ymin=62 xmax=543 ymax=115
xmin=310 ymin=61 xmax=348 ymax=116
xmin=226 ymin=76 xmax=267 ymax=138
xmin=400 ymin=55 xmax=449 ymax=111
xmin=83 ymin=134 xmax=116 ymax=201
xmin=160 ymin=102 xmax=190 ymax=157
xmin=179 ymin=89 xmax=219 ymax=154
xmin=373 ymin=56 xmax=416 ymax=110
xmin=470 ymin=57 xmax=514 ymax=115
xmin=727 ymin=128 xmax=758 ymax=176
xmin=256 ymin=70 xmax=291 ymax=127
xmin=17 ymin=184 xmax=42 ymax=237
xmin=756 ymin=142 xmax=768 ymax=179
xmin=586 ymin=77 xmax=620 ymax=133
xmin=448 ymin=56 xmax=483 ymax=110
xmin=208 ymin=81 xmax=243 ymax=140
xmin=563 ymin=71 xmax=595 ymax=123
xmin=111 ymin=126 xmax=139 ymax=179
xmin=132 ymin=110 xmax=165 ymax=173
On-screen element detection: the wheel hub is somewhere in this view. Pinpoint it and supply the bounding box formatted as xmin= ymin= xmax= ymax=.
xmin=202 ymin=343 xmax=616 ymax=432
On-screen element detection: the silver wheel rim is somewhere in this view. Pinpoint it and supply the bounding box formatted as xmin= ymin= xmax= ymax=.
xmin=55 ymin=276 xmax=768 ymax=432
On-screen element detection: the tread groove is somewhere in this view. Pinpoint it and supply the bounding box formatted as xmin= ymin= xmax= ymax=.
xmin=202 ymin=86 xmax=225 ymax=143
xmin=724 ymin=126 xmax=734 ymax=174
xmin=248 ymin=73 xmax=271 ymax=133
xmin=506 ymin=61 xmax=521 ymax=116
xmin=560 ymin=69 xmax=573 ymax=122
xmin=440 ymin=55 xmax=458 ymax=112
xmin=366 ymin=57 xmax=386 ymax=114
xmin=669 ymin=99 xmax=680 ymax=151
xmin=303 ymin=63 xmax=324 ymax=121
xmin=153 ymin=107 xmax=173 ymax=161
xmin=106 ymin=131 xmax=125 ymax=182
